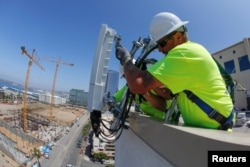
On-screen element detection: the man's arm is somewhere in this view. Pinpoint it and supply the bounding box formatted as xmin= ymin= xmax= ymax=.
xmin=142 ymin=87 xmax=173 ymax=112
xmin=116 ymin=47 xmax=167 ymax=110
xmin=142 ymin=91 xmax=166 ymax=112
xmin=116 ymin=47 xmax=163 ymax=94
xmin=123 ymin=60 xmax=163 ymax=94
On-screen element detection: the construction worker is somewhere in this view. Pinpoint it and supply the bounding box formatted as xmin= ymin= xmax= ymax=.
xmin=115 ymin=12 xmax=234 ymax=131
xmin=112 ymin=59 xmax=175 ymax=121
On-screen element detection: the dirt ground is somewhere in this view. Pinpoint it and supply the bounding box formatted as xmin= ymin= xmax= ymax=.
xmin=0 ymin=102 xmax=86 ymax=125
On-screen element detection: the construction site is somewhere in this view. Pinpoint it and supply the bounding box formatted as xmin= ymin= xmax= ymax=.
xmin=0 ymin=46 xmax=81 ymax=167
xmin=0 ymin=102 xmax=86 ymax=166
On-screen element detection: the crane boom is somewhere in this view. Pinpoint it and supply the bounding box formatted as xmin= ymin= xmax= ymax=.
xmin=21 ymin=46 xmax=44 ymax=132
xmin=21 ymin=47 xmax=45 ymax=70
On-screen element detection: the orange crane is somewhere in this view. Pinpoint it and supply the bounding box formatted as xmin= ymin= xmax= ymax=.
xmin=41 ymin=57 xmax=73 ymax=122
xmin=21 ymin=46 xmax=45 ymax=132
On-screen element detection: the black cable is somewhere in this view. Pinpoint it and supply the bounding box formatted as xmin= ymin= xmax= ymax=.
xmin=96 ymin=37 xmax=157 ymax=142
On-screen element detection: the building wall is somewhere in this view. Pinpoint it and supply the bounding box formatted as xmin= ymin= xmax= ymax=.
xmin=213 ymin=38 xmax=250 ymax=110
xmin=92 ymin=113 xmax=115 ymax=160
xmin=0 ymin=150 xmax=20 ymax=167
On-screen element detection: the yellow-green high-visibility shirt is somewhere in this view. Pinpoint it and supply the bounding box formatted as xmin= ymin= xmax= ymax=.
xmin=140 ymin=99 xmax=172 ymax=120
xmin=148 ymin=41 xmax=234 ymax=129
xmin=113 ymin=85 xmax=127 ymax=102
xmin=113 ymin=85 xmax=168 ymax=120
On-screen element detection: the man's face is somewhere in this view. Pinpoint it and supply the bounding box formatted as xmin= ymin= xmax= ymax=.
xmin=156 ymin=32 xmax=176 ymax=54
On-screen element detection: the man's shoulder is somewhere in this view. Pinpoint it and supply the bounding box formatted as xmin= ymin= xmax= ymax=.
xmin=180 ymin=41 xmax=203 ymax=48
xmin=173 ymin=41 xmax=209 ymax=56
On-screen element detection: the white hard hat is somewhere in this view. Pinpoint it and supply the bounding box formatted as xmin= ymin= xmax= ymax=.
xmin=150 ymin=12 xmax=189 ymax=42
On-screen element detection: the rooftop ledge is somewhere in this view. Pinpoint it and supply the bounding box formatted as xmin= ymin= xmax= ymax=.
xmin=127 ymin=112 xmax=250 ymax=167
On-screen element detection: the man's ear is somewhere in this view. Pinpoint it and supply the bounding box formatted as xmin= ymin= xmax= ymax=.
xmin=174 ymin=32 xmax=183 ymax=44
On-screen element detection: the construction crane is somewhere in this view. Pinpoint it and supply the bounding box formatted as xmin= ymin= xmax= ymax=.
xmin=21 ymin=46 xmax=45 ymax=133
xmin=41 ymin=57 xmax=74 ymax=122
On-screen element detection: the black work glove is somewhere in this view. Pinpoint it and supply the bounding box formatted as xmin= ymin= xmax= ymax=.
xmin=115 ymin=47 xmax=131 ymax=65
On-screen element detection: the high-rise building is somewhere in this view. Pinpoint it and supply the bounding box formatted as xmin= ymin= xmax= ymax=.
xmin=69 ymin=89 xmax=88 ymax=106
xmin=104 ymin=70 xmax=119 ymax=97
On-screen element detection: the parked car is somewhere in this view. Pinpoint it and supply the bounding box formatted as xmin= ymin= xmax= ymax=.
xmin=103 ymin=160 xmax=111 ymax=165
xmin=234 ymin=112 xmax=246 ymax=127
xmin=246 ymin=120 xmax=250 ymax=128
xmin=44 ymin=153 xmax=50 ymax=159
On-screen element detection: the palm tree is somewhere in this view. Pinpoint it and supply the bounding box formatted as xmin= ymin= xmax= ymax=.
xmin=32 ymin=147 xmax=42 ymax=167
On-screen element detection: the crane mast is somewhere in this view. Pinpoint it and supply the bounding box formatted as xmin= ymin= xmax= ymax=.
xmin=50 ymin=61 xmax=59 ymax=122
xmin=41 ymin=57 xmax=73 ymax=122
xmin=21 ymin=46 xmax=44 ymax=132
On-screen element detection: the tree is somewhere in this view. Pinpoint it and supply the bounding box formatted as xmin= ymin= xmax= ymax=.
xmin=32 ymin=147 xmax=42 ymax=167
xmin=82 ymin=121 xmax=91 ymax=137
xmin=92 ymin=152 xmax=108 ymax=162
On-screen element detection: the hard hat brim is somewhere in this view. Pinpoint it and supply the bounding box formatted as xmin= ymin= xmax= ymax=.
xmin=155 ymin=21 xmax=189 ymax=42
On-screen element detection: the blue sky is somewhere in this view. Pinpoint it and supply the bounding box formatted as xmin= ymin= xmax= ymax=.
xmin=0 ymin=0 xmax=250 ymax=92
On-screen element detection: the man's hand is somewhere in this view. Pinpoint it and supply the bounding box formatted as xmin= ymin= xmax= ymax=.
xmin=115 ymin=47 xmax=131 ymax=65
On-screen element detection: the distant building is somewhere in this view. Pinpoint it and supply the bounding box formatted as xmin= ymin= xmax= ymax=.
xmin=0 ymin=88 xmax=4 ymax=99
xmin=0 ymin=87 xmax=22 ymax=102
xmin=69 ymin=89 xmax=88 ymax=106
xmin=39 ymin=93 xmax=67 ymax=105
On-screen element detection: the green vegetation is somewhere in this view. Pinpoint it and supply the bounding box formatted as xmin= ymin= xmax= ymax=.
xmin=92 ymin=152 xmax=109 ymax=161
xmin=31 ymin=147 xmax=42 ymax=167
xmin=82 ymin=120 xmax=91 ymax=137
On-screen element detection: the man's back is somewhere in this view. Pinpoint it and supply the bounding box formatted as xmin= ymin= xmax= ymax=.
xmin=148 ymin=41 xmax=234 ymax=129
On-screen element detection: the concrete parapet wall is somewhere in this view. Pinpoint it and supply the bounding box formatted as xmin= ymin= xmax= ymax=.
xmin=115 ymin=113 xmax=250 ymax=167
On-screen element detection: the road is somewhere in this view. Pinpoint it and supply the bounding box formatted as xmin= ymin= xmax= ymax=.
xmin=39 ymin=112 xmax=101 ymax=167
xmin=37 ymin=112 xmax=250 ymax=167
